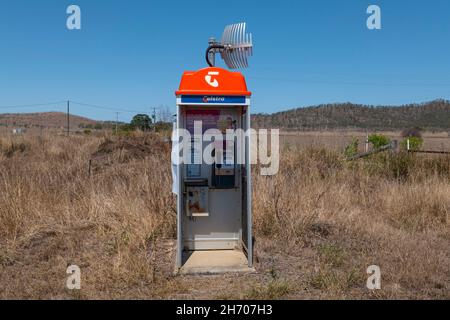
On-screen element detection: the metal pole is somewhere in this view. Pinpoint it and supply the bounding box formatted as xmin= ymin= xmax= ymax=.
xmin=246 ymin=105 xmax=253 ymax=268
xmin=67 ymin=100 xmax=70 ymax=136
xmin=208 ymin=37 xmax=216 ymax=66
xmin=175 ymin=105 xmax=182 ymax=269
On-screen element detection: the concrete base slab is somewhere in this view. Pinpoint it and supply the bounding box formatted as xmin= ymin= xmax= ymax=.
xmin=178 ymin=250 xmax=255 ymax=275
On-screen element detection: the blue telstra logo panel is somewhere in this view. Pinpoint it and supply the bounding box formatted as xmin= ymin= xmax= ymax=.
xmin=181 ymin=95 xmax=247 ymax=104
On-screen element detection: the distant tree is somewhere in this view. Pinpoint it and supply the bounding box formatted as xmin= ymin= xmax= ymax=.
xmin=131 ymin=114 xmax=152 ymax=131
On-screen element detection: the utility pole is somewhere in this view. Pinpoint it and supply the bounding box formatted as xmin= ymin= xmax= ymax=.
xmin=67 ymin=100 xmax=70 ymax=136
xmin=115 ymin=112 xmax=119 ymax=135
xmin=152 ymin=107 xmax=157 ymax=132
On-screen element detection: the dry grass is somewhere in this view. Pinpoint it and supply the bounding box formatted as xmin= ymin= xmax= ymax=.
xmin=281 ymin=130 xmax=450 ymax=152
xmin=0 ymin=132 xmax=449 ymax=299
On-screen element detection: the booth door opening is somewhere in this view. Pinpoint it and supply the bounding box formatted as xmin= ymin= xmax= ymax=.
xmin=182 ymin=107 xmax=243 ymax=251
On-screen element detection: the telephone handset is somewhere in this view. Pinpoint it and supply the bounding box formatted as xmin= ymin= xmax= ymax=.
xmin=211 ymin=143 xmax=235 ymax=189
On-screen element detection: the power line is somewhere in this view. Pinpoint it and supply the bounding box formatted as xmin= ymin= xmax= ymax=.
xmin=0 ymin=101 xmax=66 ymax=109
xmin=70 ymin=100 xmax=151 ymax=114
xmin=247 ymin=76 xmax=450 ymax=87
xmin=0 ymin=100 xmax=162 ymax=120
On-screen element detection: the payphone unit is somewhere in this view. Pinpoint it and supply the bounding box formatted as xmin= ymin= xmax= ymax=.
xmin=173 ymin=23 xmax=253 ymax=273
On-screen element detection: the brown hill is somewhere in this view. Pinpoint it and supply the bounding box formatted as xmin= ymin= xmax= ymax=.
xmin=0 ymin=112 xmax=97 ymax=129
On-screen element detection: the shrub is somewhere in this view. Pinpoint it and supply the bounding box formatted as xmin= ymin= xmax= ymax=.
xmin=113 ymin=124 xmax=136 ymax=136
xmin=401 ymin=136 xmax=423 ymax=151
xmin=1 ymin=141 xmax=28 ymax=158
xmin=154 ymin=121 xmax=172 ymax=133
xmin=368 ymin=134 xmax=390 ymax=149
xmin=344 ymin=138 xmax=359 ymax=157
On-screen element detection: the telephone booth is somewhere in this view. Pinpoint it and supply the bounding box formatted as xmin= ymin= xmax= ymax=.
xmin=174 ymin=67 xmax=253 ymax=274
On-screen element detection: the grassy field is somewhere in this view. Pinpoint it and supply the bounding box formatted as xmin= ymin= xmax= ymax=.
xmin=281 ymin=130 xmax=450 ymax=152
xmin=0 ymin=131 xmax=449 ymax=299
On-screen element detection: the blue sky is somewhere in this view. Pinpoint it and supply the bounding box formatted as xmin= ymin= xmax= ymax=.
xmin=1 ymin=0 xmax=450 ymax=121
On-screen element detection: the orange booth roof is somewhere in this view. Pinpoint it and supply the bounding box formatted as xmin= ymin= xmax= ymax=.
xmin=175 ymin=67 xmax=251 ymax=96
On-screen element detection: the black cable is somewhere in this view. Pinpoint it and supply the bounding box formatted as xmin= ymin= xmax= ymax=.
xmin=206 ymin=44 xmax=225 ymax=67
xmin=70 ymin=101 xmax=150 ymax=114
xmin=0 ymin=101 xmax=66 ymax=109
xmin=0 ymin=100 xmax=160 ymax=115
xmin=246 ymin=76 xmax=450 ymax=87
